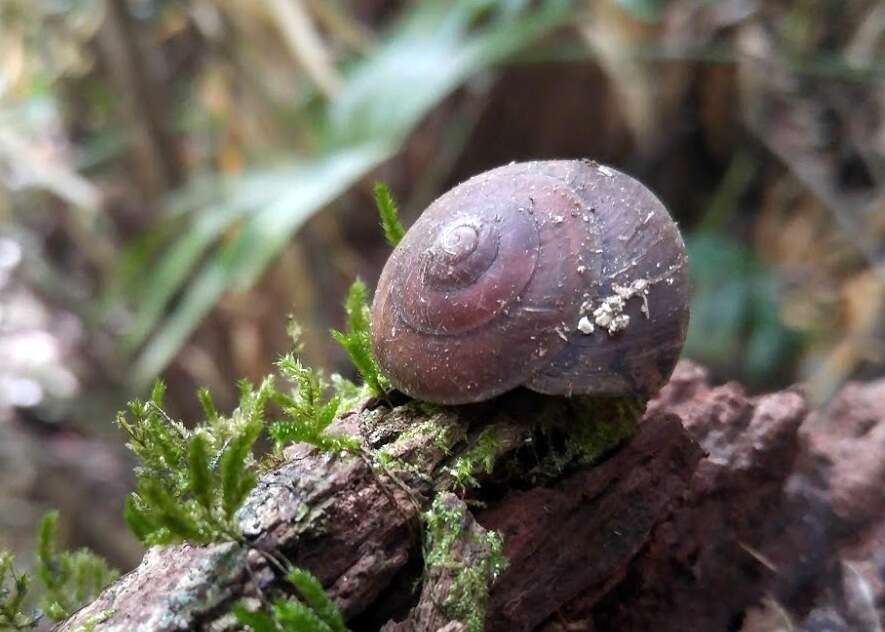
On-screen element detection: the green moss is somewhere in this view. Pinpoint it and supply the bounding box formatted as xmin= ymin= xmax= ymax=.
xmin=35 ymin=512 xmax=118 ymax=621
xmin=330 ymin=279 xmax=389 ymax=398
xmin=532 ymin=396 xmax=644 ymax=478
xmin=72 ymin=610 xmax=112 ymax=632
xmin=398 ymin=415 xmax=461 ymax=454
xmin=445 ymin=529 xmax=505 ymax=632
xmin=232 ymin=568 xmax=346 ymax=632
xmin=445 ymin=427 xmax=503 ymax=491
xmin=330 ymin=374 xmax=367 ymax=412
xmin=422 ymin=495 xmax=507 ymax=632
xmin=374 ymin=181 xmax=406 ymax=248
xmin=0 ymin=550 xmax=35 ymax=630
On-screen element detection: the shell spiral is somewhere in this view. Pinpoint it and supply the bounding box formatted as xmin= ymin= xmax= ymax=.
xmin=371 ymin=160 xmax=689 ymax=405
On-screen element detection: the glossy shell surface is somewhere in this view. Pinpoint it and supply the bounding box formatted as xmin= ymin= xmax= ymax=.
xmin=371 ymin=160 xmax=689 ymax=404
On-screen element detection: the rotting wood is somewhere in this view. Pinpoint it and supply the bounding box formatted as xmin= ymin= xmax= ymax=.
xmin=58 ymin=362 xmax=829 ymax=632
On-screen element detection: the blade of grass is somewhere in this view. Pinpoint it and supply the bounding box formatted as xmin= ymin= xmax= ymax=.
xmin=132 ymin=142 xmax=391 ymax=386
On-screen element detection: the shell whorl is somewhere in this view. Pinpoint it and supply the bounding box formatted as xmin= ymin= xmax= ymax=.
xmin=371 ymin=160 xmax=689 ymax=405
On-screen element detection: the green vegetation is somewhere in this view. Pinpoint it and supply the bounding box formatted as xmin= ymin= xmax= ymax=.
xmin=422 ymin=495 xmax=507 ymax=632
xmin=118 ymin=380 xmax=270 ymax=545
xmin=111 ymin=319 xmax=374 ymax=628
xmin=268 ymin=353 xmax=360 ymax=453
xmin=119 ymin=300 xmax=388 ymax=546
xmin=35 ymin=513 xmax=118 ymax=621
xmin=685 ymin=232 xmax=803 ymax=389
xmin=0 ymin=551 xmax=35 ymax=630
xmin=0 ymin=512 xmax=117 ymax=631
xmin=330 ymin=280 xmax=389 ymax=398
xmin=25 ymin=263 xmax=638 ymax=630
xmin=374 ymin=182 xmax=406 ymax=247
xmin=534 ymin=397 xmax=643 ymax=477
xmin=233 ymin=569 xmax=347 ymax=632
xmin=445 ymin=426 xmax=504 ymax=491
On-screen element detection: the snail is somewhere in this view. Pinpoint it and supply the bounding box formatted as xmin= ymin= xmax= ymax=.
xmin=371 ymin=160 xmax=689 ymax=405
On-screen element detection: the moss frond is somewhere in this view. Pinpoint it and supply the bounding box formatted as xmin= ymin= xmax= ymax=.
xmin=118 ymin=380 xmax=270 ymax=545
xmin=0 ymin=550 xmax=36 ymax=630
xmin=331 ymin=280 xmax=389 ymax=398
xmin=34 ymin=512 xmax=118 ymax=621
xmin=287 ymin=569 xmax=347 ymax=632
xmin=232 ymin=568 xmax=347 ymax=632
xmin=373 ymin=181 xmax=405 ymax=247
xmin=445 ymin=427 xmax=504 ymax=491
xmin=232 ymin=606 xmax=279 ymax=632
xmin=422 ymin=495 xmax=507 ymax=632
xmin=269 ymin=354 xmax=359 ymax=453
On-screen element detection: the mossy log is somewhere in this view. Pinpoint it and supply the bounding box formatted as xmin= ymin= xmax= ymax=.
xmin=57 ymin=362 xmax=822 ymax=632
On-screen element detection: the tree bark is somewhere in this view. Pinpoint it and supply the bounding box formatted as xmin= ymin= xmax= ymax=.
xmin=57 ymin=362 xmax=885 ymax=632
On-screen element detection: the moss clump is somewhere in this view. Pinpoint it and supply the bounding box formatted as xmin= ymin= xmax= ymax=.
xmin=0 ymin=550 xmax=35 ymax=630
xmin=444 ymin=426 xmax=504 ymax=491
xmin=232 ymin=568 xmax=347 ymax=632
xmin=36 ymin=512 xmax=118 ymax=622
xmin=524 ymin=395 xmax=645 ymax=480
xmin=330 ymin=279 xmax=390 ymax=398
xmin=445 ymin=529 xmax=506 ymax=632
xmin=399 ymin=415 xmax=461 ymax=454
xmin=119 ymin=380 xmax=272 ymax=546
xmin=422 ymin=495 xmax=507 ymax=632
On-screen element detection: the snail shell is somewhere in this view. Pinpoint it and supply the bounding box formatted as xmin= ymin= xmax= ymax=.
xmin=371 ymin=160 xmax=689 ymax=405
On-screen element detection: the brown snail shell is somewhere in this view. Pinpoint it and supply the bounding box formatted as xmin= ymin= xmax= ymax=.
xmin=371 ymin=160 xmax=689 ymax=405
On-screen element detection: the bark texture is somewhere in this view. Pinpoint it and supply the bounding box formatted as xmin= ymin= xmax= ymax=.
xmin=57 ymin=362 xmax=885 ymax=632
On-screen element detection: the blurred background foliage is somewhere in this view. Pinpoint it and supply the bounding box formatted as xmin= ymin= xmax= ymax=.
xmin=0 ymin=0 xmax=883 ymax=570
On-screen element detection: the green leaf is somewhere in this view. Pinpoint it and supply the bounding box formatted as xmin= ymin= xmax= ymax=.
xmin=373 ymin=182 xmax=405 ymax=247
xmin=131 ymin=146 xmax=391 ymax=387
xmin=287 ymin=569 xmax=347 ymax=632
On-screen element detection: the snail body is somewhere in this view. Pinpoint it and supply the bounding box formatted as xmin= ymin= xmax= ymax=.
xmin=371 ymin=160 xmax=689 ymax=405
